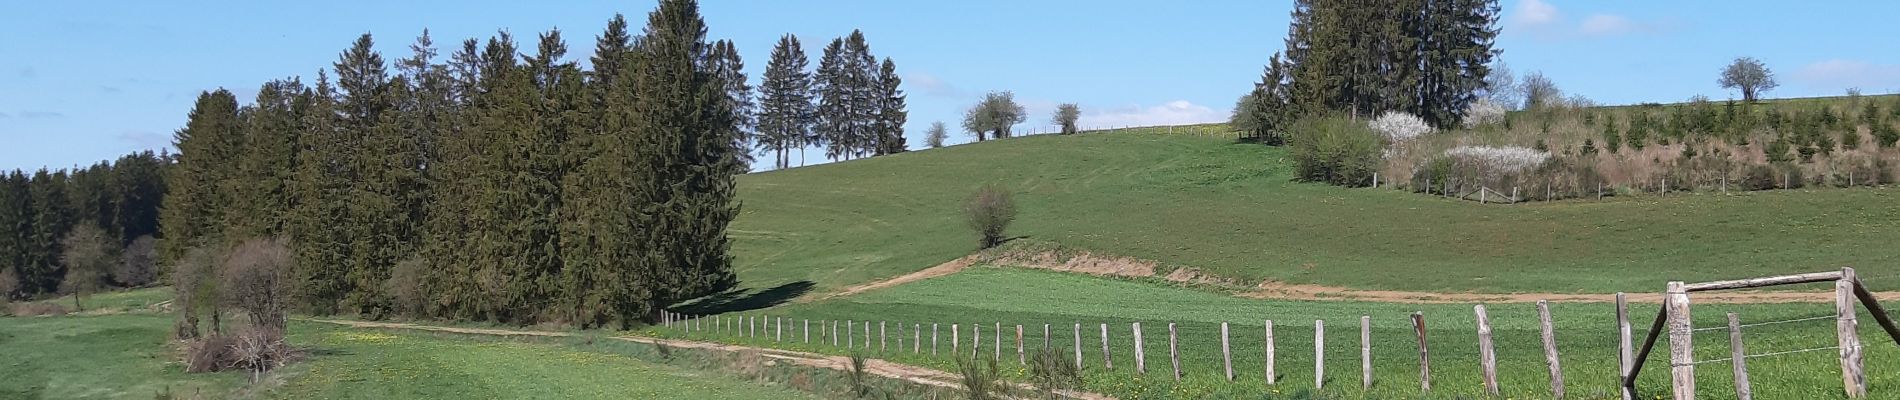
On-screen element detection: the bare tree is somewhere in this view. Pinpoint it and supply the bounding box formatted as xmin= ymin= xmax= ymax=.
xmin=1519 ymin=71 xmax=1562 ymax=110
xmin=220 ymin=237 xmax=294 ymax=330
xmin=1480 ymin=61 xmax=1520 ymax=110
xmin=1719 ymin=57 xmax=1777 ymax=102
xmin=59 ymin=224 xmax=117 ymax=311
xmin=925 ymin=121 xmax=948 ymax=148
xmin=116 ymin=235 xmax=158 ymax=287
xmin=1053 ymin=103 xmax=1081 ymax=134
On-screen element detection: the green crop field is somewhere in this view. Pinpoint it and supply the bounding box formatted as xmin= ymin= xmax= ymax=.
xmin=657 ymin=267 xmax=1900 ymax=399
xmin=727 ymin=127 xmax=1900 ymax=298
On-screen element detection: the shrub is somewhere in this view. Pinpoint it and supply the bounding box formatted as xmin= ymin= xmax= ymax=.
xmin=1462 ymin=99 xmax=1506 ymax=129
xmin=1028 ymin=346 xmax=1082 ymax=398
xmin=173 ymin=246 xmax=221 ymax=339
xmin=220 ymin=237 xmax=293 ymax=330
xmin=1369 ymin=111 xmax=1433 ymax=142
xmin=1291 ymin=116 xmax=1383 ymax=186
xmin=60 ymin=224 xmax=118 ymax=311
xmin=116 ymin=235 xmax=158 ymax=287
xmin=1443 ymin=145 xmax=1550 ymax=174
xmin=848 ymin=353 xmax=873 ymax=398
xmin=228 ymin=326 xmax=291 ymax=379
xmin=1742 ymin=164 xmax=1779 ymax=191
xmin=955 ymin=354 xmax=1007 ymax=400
xmin=963 ymin=185 xmax=1017 ymax=249
xmin=10 ymin=302 xmax=70 ymax=316
xmin=384 ymin=257 xmax=427 ymax=318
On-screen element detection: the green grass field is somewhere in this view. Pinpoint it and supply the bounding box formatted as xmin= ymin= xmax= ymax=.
xmin=659 ymin=267 xmax=1900 ymax=399
xmin=729 ymin=129 xmax=1900 ymax=297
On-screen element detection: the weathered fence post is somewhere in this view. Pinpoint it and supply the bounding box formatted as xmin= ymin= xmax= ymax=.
xmin=994 ymin=322 xmax=1002 ymax=361
xmin=1073 ymin=323 xmax=1083 ymax=367
xmin=804 ymin=319 xmax=810 ymax=343
xmin=1017 ymin=324 xmax=1025 ymax=364
xmin=1316 ymin=319 xmax=1326 ymax=389
xmin=1361 ymin=316 xmax=1372 ymax=390
xmin=1476 ymin=304 xmax=1499 ymax=396
xmin=777 ymin=317 xmax=783 ymax=342
xmin=1134 ymin=322 xmax=1147 ymax=373
xmin=1265 ymin=320 xmax=1277 ymax=385
xmin=1221 ymin=321 xmax=1234 ymax=381
xmin=972 ymin=323 xmax=980 ymax=359
xmin=1728 ymin=313 xmax=1752 ymax=400
xmin=1617 ymin=293 xmax=1633 ymax=400
xmin=847 ymin=320 xmax=855 ymax=348
xmin=1413 ymin=312 xmax=1430 ymax=392
xmin=915 ymin=323 xmax=921 ymax=354
xmin=1666 ymin=281 xmax=1695 ymax=400
xmin=1540 ymin=300 xmax=1566 ymax=399
xmin=864 ymin=322 xmax=871 ymax=349
xmin=1837 ymin=268 xmax=1866 ymax=398
xmin=932 ymin=323 xmax=940 ymax=355
xmin=952 ymin=323 xmax=960 ymax=355
xmin=1101 ymin=323 xmax=1113 ymax=370
xmin=1169 ymin=323 xmax=1181 ymax=381
xmin=880 ymin=321 xmax=887 ymax=352
xmin=833 ymin=320 xmax=840 ymax=347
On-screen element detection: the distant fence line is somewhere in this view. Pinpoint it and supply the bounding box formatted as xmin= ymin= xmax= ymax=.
xmin=657 ymin=268 xmax=1899 ymax=399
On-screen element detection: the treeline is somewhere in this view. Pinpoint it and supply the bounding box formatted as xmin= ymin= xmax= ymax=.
xmin=1239 ymin=0 xmax=1501 ymax=141
xmin=158 ymin=0 xmax=816 ymax=328
xmin=0 ymin=151 xmax=169 ymax=299
xmin=754 ymin=31 xmax=907 ymax=169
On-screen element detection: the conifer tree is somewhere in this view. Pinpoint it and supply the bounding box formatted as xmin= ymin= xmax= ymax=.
xmin=873 ymin=58 xmax=907 ymax=154
xmin=709 ymin=40 xmax=757 ymax=166
xmin=815 ymin=38 xmax=851 ymax=161
xmin=159 ymin=90 xmax=241 ymax=262
xmin=0 ymin=171 xmax=28 ymax=298
xmin=25 ymin=169 xmax=74 ymax=295
xmin=558 ymin=14 xmax=640 ymax=326
xmin=289 ymin=71 xmax=352 ymax=314
xmin=757 ymin=34 xmax=814 ymax=170
xmin=230 ymin=78 xmax=306 ymax=239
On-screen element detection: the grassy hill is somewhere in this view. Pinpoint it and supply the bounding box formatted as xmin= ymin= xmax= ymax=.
xmin=729 ymin=127 xmax=1900 ymax=296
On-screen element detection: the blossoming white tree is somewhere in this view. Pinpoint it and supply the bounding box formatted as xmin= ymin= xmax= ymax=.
xmin=1369 ymin=111 xmax=1433 ymax=142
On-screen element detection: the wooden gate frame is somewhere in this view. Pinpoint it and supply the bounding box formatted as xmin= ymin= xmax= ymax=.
xmin=1622 ymin=268 xmax=1900 ymax=400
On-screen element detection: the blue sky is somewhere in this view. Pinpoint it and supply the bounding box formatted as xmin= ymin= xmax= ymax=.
xmin=4 ymin=0 xmax=1899 ymax=172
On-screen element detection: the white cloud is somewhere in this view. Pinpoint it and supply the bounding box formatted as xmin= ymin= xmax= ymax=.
xmin=905 ymin=71 xmax=962 ymax=98
xmin=1793 ymin=59 xmax=1900 ymax=92
xmin=1075 ymin=101 xmax=1224 ymax=129
xmin=1512 ymin=0 xmax=1560 ymax=28
xmin=1579 ymin=14 xmax=1638 ymax=36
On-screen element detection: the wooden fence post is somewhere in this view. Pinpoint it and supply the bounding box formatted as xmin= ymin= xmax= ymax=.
xmin=1169 ymin=323 xmax=1181 ymax=381
xmin=848 ymin=320 xmax=854 ymax=348
xmin=1017 ymin=324 xmax=1025 ymax=365
xmin=1666 ymin=281 xmax=1695 ymax=400
xmin=833 ymin=320 xmax=839 ymax=347
xmin=1618 ymin=293 xmax=1633 ymax=400
xmin=1101 ymin=323 xmax=1113 ymax=370
xmin=995 ymin=322 xmax=1002 ymax=361
xmin=880 ymin=321 xmax=887 ymax=352
xmin=1316 ymin=319 xmax=1326 ymax=389
xmin=1476 ymin=304 xmax=1499 ymax=396
xmin=1073 ymin=323 xmax=1082 ymax=367
xmin=1221 ymin=322 xmax=1234 ymax=381
xmin=1134 ymin=322 xmax=1147 ymax=373
xmin=1837 ymin=269 xmax=1866 ymax=398
xmin=1540 ymin=300 xmax=1566 ymax=399
xmin=915 ymin=323 xmax=921 ymax=354
xmin=932 ymin=323 xmax=940 ymax=355
xmin=1361 ymin=316 xmax=1372 ymax=390
xmin=777 ymin=317 xmax=783 ymax=342
xmin=952 ymin=323 xmax=960 ymax=355
xmin=865 ymin=322 xmax=871 ymax=350
xmin=1265 ymin=320 xmax=1276 ymax=385
xmin=1728 ymin=313 xmax=1752 ymax=400
xmin=972 ymin=323 xmax=981 ymax=359
xmin=1413 ymin=312 xmax=1430 ymax=392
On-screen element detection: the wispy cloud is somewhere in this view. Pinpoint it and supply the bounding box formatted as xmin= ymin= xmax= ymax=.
xmin=1793 ymin=59 xmax=1900 ymax=92
xmin=117 ymin=130 xmax=172 ymax=150
xmin=1076 ymin=101 xmax=1224 ymax=129
xmin=1509 ymin=1 xmax=1669 ymax=39
xmin=905 ymin=71 xmax=963 ymax=98
xmin=17 ymin=111 xmax=65 ymax=119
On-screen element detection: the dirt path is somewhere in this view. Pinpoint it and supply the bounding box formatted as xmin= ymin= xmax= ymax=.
xmin=825 ymin=250 xmax=1900 ymax=304
xmin=307 ymin=319 xmax=1111 ymax=400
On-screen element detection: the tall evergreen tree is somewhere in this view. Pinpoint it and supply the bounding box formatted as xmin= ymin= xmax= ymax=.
xmin=229 ymin=78 xmax=305 ymax=239
xmin=631 ymin=0 xmax=742 ymax=322
xmin=289 ymin=71 xmax=352 ymax=314
xmin=0 ymin=171 xmax=28 ymax=298
xmin=872 ymin=58 xmax=907 ymax=154
xmin=814 ymin=38 xmax=851 ymax=161
xmin=709 ymin=40 xmax=757 ymax=167
xmin=561 ymin=14 xmax=644 ymax=328
xmin=333 ymin=33 xmax=412 ymax=316
xmin=159 ymin=89 xmax=241 ymax=262
xmin=25 ymin=169 xmax=74 ymax=295
xmin=756 ymin=34 xmax=814 ymax=170
xmin=420 ymin=38 xmax=487 ymax=319
xmin=111 ymin=151 xmax=166 ymax=245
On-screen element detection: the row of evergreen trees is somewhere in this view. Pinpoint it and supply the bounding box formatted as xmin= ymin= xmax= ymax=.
xmin=158 ymin=0 xmax=766 ymax=328
xmin=1243 ymin=0 xmax=1501 ymax=139
xmin=755 ymin=31 xmax=908 ymax=169
xmin=0 ymin=151 xmax=168 ymax=298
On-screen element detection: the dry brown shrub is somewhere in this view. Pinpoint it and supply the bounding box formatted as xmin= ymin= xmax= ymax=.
xmin=183 ymin=334 xmax=237 ymax=373
xmin=220 ymin=237 xmax=293 ymax=330
xmin=10 ymin=302 xmax=70 ymax=316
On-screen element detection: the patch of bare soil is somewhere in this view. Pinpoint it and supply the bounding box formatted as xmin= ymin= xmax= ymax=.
xmin=306 ymin=319 xmax=1112 ymax=400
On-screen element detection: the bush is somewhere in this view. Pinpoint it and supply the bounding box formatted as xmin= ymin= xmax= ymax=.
xmin=183 ymin=333 xmax=238 ymax=373
xmin=116 ymin=235 xmax=158 ymax=287
xmin=1028 ymin=346 xmax=1082 ymax=398
xmin=228 ymin=326 xmax=291 ymax=379
xmin=1369 ymin=111 xmax=1433 ymax=142
xmin=1742 ymin=164 xmax=1779 ymax=191
xmin=173 ymin=246 xmax=221 ymax=339
xmin=963 ymin=185 xmax=1017 ymax=249
xmin=385 ymin=257 xmax=428 ymax=318
xmin=955 ymin=354 xmax=1007 ymax=400
xmin=220 ymin=237 xmax=293 ymax=331
xmin=1462 ymin=99 xmax=1507 ymax=129
xmin=1291 ymin=116 xmax=1383 ymax=186
xmin=10 ymin=302 xmax=70 ymax=316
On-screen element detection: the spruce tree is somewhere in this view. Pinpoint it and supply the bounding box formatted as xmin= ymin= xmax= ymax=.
xmin=25 ymin=169 xmax=74 ymax=295
xmin=289 ymin=71 xmax=352 ymax=314
xmin=559 ymin=14 xmax=642 ymax=327
xmin=0 ymin=171 xmax=27 ymax=298
xmin=230 ymin=78 xmax=305 ymax=239
xmin=709 ymin=40 xmax=758 ymax=167
xmin=159 ymin=90 xmax=241 ymax=262
xmin=631 ymin=0 xmax=742 ymax=322
xmin=873 ymin=58 xmax=907 ymax=154
xmin=757 ymin=34 xmax=814 ymax=170
xmin=814 ymin=38 xmax=850 ymax=161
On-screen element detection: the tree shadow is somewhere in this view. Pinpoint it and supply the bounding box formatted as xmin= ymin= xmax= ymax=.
xmin=670 ymin=280 xmax=815 ymax=315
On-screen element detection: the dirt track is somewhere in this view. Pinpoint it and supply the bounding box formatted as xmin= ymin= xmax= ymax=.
xmin=307 ymin=319 xmax=1111 ymax=400
xmin=828 ymin=250 xmax=1900 ymax=304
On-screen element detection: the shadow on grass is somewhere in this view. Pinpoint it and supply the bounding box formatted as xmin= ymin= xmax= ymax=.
xmin=670 ymin=281 xmax=815 ymax=315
